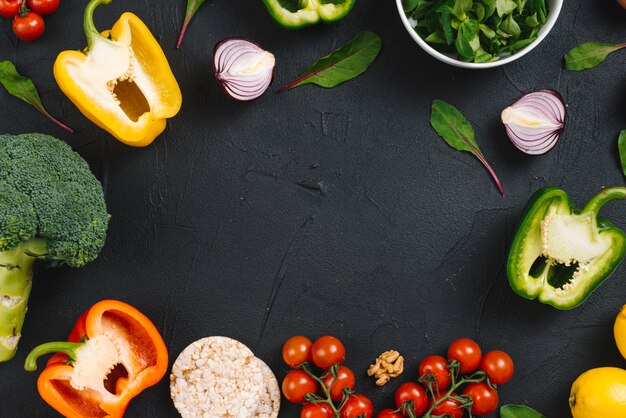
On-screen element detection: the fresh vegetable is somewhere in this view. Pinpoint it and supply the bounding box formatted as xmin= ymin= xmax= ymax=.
xmin=619 ymin=130 xmax=626 ymax=178
xmin=54 ymin=0 xmax=182 ymax=147
xmin=176 ymin=0 xmax=206 ymax=49
xmin=213 ymin=38 xmax=275 ymax=102
xmin=463 ymin=382 xmax=498 ymax=416
xmin=395 ymin=382 xmax=429 ymax=416
xmin=429 ymin=392 xmax=463 ymax=418
xmin=404 ymin=0 xmax=549 ymax=63
xmin=447 ymin=338 xmax=482 ymax=375
xmin=0 ymin=133 xmax=109 ymax=362
xmin=24 ymin=300 xmax=167 ymax=417
xmin=480 ymin=350 xmax=514 ymax=385
xmin=0 ymin=61 xmax=73 ymax=132
xmin=340 ymin=394 xmax=373 ymax=418
xmin=284 ymin=369 xmax=320 ymax=403
xmin=27 ymin=0 xmax=58 ymax=15
xmin=564 ymin=42 xmax=626 ymax=71
xmin=283 ymin=335 xmax=313 ymax=368
xmin=501 ymin=89 xmax=566 ymax=155
xmin=262 ymin=0 xmax=356 ymax=30
xmin=12 ymin=10 xmax=44 ymax=41
xmin=377 ymin=409 xmax=403 ymax=418
xmin=570 ymin=367 xmax=626 ymax=418
xmin=302 ymin=402 xmax=334 ymax=418
xmin=507 ymin=187 xmax=626 ymax=309
xmin=501 ymin=404 xmax=546 ymax=418
xmin=0 ymin=0 xmax=22 ymax=18
xmin=278 ymin=31 xmax=382 ymax=92
xmin=367 ymin=350 xmax=404 ymax=386
xmin=322 ymin=365 xmax=356 ymax=401
xmin=312 ymin=336 xmax=346 ymax=369
xmin=418 ymin=355 xmax=451 ymax=391
xmin=430 ymin=99 xmax=505 ymax=196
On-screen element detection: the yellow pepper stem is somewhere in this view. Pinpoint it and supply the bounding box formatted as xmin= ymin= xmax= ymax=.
xmin=84 ymin=0 xmax=113 ymax=51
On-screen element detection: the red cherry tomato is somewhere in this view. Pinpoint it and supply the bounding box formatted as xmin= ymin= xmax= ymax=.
xmin=394 ymin=382 xmax=428 ymax=416
xmin=283 ymin=336 xmax=313 ymax=368
xmin=480 ymin=350 xmax=514 ymax=385
xmin=448 ymin=338 xmax=482 ymax=375
xmin=0 ymin=0 xmax=22 ymax=18
xmin=282 ymin=370 xmax=318 ymax=404
xmin=300 ymin=402 xmax=334 ymax=418
xmin=418 ymin=355 xmax=451 ymax=391
xmin=376 ymin=409 xmax=403 ymax=418
xmin=312 ymin=336 xmax=346 ymax=369
xmin=462 ymin=382 xmax=498 ymax=416
xmin=12 ymin=11 xmax=44 ymax=41
xmin=26 ymin=0 xmax=58 ymax=15
xmin=429 ymin=392 xmax=464 ymax=418
xmin=322 ymin=365 xmax=355 ymax=401
xmin=340 ymin=394 xmax=373 ymax=418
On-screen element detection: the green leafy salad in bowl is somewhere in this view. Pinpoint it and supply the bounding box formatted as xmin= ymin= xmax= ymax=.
xmin=398 ymin=0 xmax=563 ymax=68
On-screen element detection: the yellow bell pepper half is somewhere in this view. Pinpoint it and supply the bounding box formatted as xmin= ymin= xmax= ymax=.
xmin=54 ymin=0 xmax=182 ymax=147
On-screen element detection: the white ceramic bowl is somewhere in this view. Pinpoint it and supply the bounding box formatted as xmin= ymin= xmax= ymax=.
xmin=396 ymin=0 xmax=563 ymax=69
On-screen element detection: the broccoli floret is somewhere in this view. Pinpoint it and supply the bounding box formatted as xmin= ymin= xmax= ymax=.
xmin=0 ymin=133 xmax=109 ymax=362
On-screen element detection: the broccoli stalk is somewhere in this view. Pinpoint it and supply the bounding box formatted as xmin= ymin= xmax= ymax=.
xmin=0 ymin=134 xmax=109 ymax=362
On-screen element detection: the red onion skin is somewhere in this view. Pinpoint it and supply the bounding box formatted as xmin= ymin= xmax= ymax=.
xmin=213 ymin=38 xmax=275 ymax=103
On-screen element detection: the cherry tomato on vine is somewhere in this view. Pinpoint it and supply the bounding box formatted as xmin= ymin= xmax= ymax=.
xmin=418 ymin=355 xmax=451 ymax=390
xmin=300 ymin=402 xmax=333 ymax=418
xmin=376 ymin=409 xmax=403 ymax=418
xmin=429 ymin=392 xmax=464 ymax=418
xmin=480 ymin=350 xmax=514 ymax=385
xmin=283 ymin=336 xmax=313 ymax=368
xmin=26 ymin=0 xmax=58 ymax=15
xmin=282 ymin=370 xmax=318 ymax=404
xmin=12 ymin=11 xmax=44 ymax=41
xmin=394 ymin=382 xmax=428 ymax=416
xmin=340 ymin=394 xmax=373 ymax=418
xmin=462 ymin=382 xmax=498 ymax=416
xmin=0 ymin=0 xmax=22 ymax=18
xmin=312 ymin=336 xmax=345 ymax=369
xmin=321 ymin=365 xmax=355 ymax=401
xmin=448 ymin=338 xmax=482 ymax=375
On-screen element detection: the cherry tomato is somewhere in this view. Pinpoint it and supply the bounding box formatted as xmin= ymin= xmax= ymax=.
xmin=418 ymin=355 xmax=451 ymax=391
xmin=26 ymin=0 xmax=58 ymax=15
xmin=480 ymin=350 xmax=514 ymax=385
xmin=448 ymin=338 xmax=482 ymax=375
xmin=376 ymin=409 xmax=403 ymax=418
xmin=301 ymin=402 xmax=334 ymax=418
xmin=282 ymin=370 xmax=318 ymax=404
xmin=394 ymin=382 xmax=428 ymax=416
xmin=340 ymin=394 xmax=373 ymax=418
xmin=283 ymin=336 xmax=313 ymax=368
xmin=312 ymin=336 xmax=346 ymax=369
xmin=462 ymin=382 xmax=498 ymax=416
xmin=429 ymin=392 xmax=464 ymax=418
xmin=0 ymin=0 xmax=22 ymax=18
xmin=322 ymin=365 xmax=355 ymax=401
xmin=12 ymin=11 xmax=44 ymax=41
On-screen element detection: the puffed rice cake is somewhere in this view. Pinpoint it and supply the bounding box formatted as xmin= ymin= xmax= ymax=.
xmin=252 ymin=357 xmax=280 ymax=418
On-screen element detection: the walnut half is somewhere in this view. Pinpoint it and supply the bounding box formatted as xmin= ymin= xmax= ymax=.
xmin=367 ymin=350 xmax=404 ymax=386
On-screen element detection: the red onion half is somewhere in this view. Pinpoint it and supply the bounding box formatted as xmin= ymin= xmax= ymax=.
xmin=213 ymin=38 xmax=275 ymax=102
xmin=501 ymin=89 xmax=567 ymax=155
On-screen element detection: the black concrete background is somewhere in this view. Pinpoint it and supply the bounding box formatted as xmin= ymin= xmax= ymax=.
xmin=1 ymin=1 xmax=626 ymax=417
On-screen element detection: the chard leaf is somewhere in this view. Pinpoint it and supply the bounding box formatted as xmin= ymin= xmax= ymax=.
xmin=430 ymin=100 xmax=504 ymax=195
xmin=0 ymin=61 xmax=73 ymax=133
xmin=619 ymin=130 xmax=626 ymax=177
xmin=177 ymin=0 xmax=207 ymax=49
xmin=501 ymin=405 xmax=546 ymax=418
xmin=278 ymin=32 xmax=382 ymax=92
xmin=564 ymin=42 xmax=626 ymax=71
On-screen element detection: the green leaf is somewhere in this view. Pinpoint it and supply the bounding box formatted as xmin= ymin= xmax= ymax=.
xmin=177 ymin=0 xmax=207 ymax=48
xmin=403 ymin=0 xmax=420 ymax=12
xmin=0 ymin=61 xmax=72 ymax=133
xmin=496 ymin=0 xmax=516 ymax=16
xmin=564 ymin=42 xmax=626 ymax=71
xmin=500 ymin=404 xmax=547 ymax=418
xmin=455 ymin=19 xmax=480 ymax=60
xmin=453 ymin=0 xmax=473 ymax=20
xmin=619 ymin=130 xmax=626 ymax=178
xmin=500 ymin=13 xmax=521 ymax=37
xmin=430 ymin=100 xmax=504 ymax=195
xmin=278 ymin=32 xmax=382 ymax=91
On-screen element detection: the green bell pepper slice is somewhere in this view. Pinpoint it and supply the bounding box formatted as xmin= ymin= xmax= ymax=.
xmin=262 ymin=0 xmax=356 ymax=29
xmin=507 ymin=187 xmax=626 ymax=310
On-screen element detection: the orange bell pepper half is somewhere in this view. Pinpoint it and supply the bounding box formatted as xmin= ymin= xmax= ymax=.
xmin=24 ymin=300 xmax=168 ymax=418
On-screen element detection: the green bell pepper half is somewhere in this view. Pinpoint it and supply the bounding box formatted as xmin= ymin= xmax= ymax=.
xmin=262 ymin=0 xmax=356 ymax=29
xmin=507 ymin=187 xmax=626 ymax=310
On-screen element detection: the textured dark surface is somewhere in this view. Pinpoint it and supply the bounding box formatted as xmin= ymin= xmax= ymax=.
xmin=1 ymin=1 xmax=626 ymax=417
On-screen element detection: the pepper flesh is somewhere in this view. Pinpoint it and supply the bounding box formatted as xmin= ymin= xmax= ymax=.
xmin=54 ymin=0 xmax=182 ymax=147
xmin=24 ymin=300 xmax=168 ymax=418
xmin=507 ymin=187 xmax=626 ymax=309
xmin=262 ymin=0 xmax=356 ymax=29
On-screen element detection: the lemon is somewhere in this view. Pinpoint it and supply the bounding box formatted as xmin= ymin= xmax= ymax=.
xmin=570 ymin=367 xmax=626 ymax=418
xmin=614 ymin=304 xmax=626 ymax=360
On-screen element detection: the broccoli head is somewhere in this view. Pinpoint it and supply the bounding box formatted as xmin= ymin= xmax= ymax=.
xmin=0 ymin=133 xmax=109 ymax=362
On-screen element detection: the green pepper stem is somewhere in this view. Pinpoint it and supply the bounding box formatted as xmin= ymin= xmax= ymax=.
xmin=582 ymin=187 xmax=626 ymax=216
xmin=84 ymin=0 xmax=113 ymax=52
xmin=24 ymin=341 xmax=84 ymax=372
